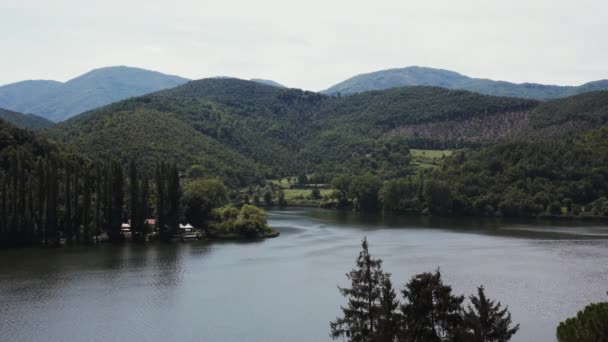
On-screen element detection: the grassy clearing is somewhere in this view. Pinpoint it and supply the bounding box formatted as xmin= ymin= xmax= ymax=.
xmin=283 ymin=188 xmax=333 ymax=201
xmin=410 ymin=149 xmax=454 ymax=170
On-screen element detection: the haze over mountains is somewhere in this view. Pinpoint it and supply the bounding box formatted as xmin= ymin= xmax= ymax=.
xmin=0 ymin=66 xmax=189 ymax=122
xmin=2 ymin=65 xmax=608 ymax=125
xmin=323 ymin=66 xmax=608 ymax=100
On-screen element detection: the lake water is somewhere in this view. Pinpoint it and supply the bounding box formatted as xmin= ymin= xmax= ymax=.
xmin=1 ymin=208 xmax=608 ymax=341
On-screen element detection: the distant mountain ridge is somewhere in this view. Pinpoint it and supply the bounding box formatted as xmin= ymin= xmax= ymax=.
xmin=0 ymin=107 xmax=54 ymax=130
xmin=250 ymin=79 xmax=286 ymax=88
xmin=323 ymin=66 xmax=608 ymax=100
xmin=0 ymin=66 xmax=190 ymax=122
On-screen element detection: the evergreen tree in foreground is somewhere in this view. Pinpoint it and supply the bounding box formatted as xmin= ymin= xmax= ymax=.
xmin=556 ymin=302 xmax=608 ymax=342
xmin=329 ymin=239 xmax=519 ymax=342
xmin=464 ymin=286 xmax=519 ymax=342
xmin=376 ymin=275 xmax=401 ymax=342
xmin=400 ymin=269 xmax=465 ymax=342
xmin=330 ymin=237 xmax=388 ymax=342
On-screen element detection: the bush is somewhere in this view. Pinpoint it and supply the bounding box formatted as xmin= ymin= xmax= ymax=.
xmin=557 ymin=302 xmax=608 ymax=342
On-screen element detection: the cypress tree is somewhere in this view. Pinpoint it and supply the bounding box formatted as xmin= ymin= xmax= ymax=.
xmin=93 ymin=164 xmax=103 ymax=243
xmin=166 ymin=164 xmax=181 ymax=238
xmin=331 ymin=237 xmax=386 ymax=342
xmin=35 ymin=159 xmax=45 ymax=245
xmin=73 ymin=166 xmax=81 ymax=243
xmin=155 ymin=162 xmax=166 ymax=237
xmin=108 ymin=162 xmax=124 ymax=242
xmin=64 ymin=161 xmax=73 ymax=243
xmin=82 ymin=166 xmax=92 ymax=244
xmin=45 ymin=157 xmax=59 ymax=246
xmin=0 ymin=178 xmax=6 ymax=241
xmin=140 ymin=176 xmax=150 ymax=237
xmin=129 ymin=159 xmax=141 ymax=240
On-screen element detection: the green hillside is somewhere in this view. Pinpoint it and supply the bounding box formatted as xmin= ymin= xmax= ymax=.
xmin=0 ymin=108 xmax=54 ymax=130
xmin=424 ymin=126 xmax=608 ymax=216
xmin=0 ymin=118 xmax=59 ymax=168
xmin=50 ymin=78 xmax=608 ymax=185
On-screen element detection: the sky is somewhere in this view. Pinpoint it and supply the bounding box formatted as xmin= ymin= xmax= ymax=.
xmin=1 ymin=0 xmax=608 ymax=91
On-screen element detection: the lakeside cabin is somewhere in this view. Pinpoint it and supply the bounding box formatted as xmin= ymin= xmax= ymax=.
xmin=121 ymin=220 xmax=198 ymax=241
xmin=178 ymin=223 xmax=198 ymax=241
xmin=121 ymin=223 xmax=131 ymax=238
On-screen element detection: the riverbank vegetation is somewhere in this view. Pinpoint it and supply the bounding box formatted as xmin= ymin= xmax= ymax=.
xmin=0 ymin=119 xmax=275 ymax=247
xmin=331 ymin=238 xmax=520 ymax=341
xmin=326 ymin=126 xmax=608 ymax=218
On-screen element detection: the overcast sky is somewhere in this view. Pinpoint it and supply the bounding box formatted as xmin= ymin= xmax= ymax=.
xmin=1 ymin=0 xmax=607 ymax=91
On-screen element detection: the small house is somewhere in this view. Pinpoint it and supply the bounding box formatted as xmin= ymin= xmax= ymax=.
xmin=179 ymin=223 xmax=194 ymax=233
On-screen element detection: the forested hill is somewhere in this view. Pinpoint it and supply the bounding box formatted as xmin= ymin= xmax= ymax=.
xmin=0 ymin=108 xmax=54 ymax=130
xmin=49 ymin=78 xmax=546 ymax=183
xmin=0 ymin=66 xmax=189 ymax=122
xmin=50 ymin=79 xmax=608 ymax=184
xmin=323 ymin=66 xmax=608 ymax=100
xmin=421 ymin=126 xmax=608 ymax=217
xmin=385 ymin=90 xmax=608 ymax=149
xmin=0 ymin=119 xmax=59 ymax=166
xmin=50 ymin=78 xmax=330 ymax=185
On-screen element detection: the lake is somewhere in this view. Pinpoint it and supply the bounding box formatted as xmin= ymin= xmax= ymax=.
xmin=1 ymin=208 xmax=608 ymax=341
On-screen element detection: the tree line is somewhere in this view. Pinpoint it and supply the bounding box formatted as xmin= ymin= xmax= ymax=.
xmin=332 ymin=238 xmax=608 ymax=342
xmin=331 ymin=127 xmax=608 ymax=218
xmin=331 ymin=238 xmax=519 ymax=342
xmin=0 ymin=149 xmax=183 ymax=247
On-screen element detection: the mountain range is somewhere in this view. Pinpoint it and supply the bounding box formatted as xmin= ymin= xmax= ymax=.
xmin=2 ymin=65 xmax=608 ymax=124
xmin=44 ymin=76 xmax=608 ymax=185
xmin=322 ymin=66 xmax=608 ymax=100
xmin=0 ymin=66 xmax=190 ymax=122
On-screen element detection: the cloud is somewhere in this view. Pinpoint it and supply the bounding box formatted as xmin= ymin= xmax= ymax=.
xmin=1 ymin=0 xmax=607 ymax=90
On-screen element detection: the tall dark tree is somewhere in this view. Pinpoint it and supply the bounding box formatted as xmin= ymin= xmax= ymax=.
xmin=463 ymin=286 xmax=519 ymax=342
xmin=129 ymin=159 xmax=143 ymax=240
xmin=155 ymin=162 xmax=167 ymax=237
xmin=45 ymin=157 xmax=59 ymax=246
xmin=331 ymin=237 xmax=386 ymax=342
xmin=139 ymin=176 xmax=150 ymax=232
xmin=375 ymin=275 xmax=401 ymax=342
xmin=82 ymin=165 xmax=92 ymax=244
xmin=72 ymin=166 xmax=81 ymax=243
xmin=166 ymin=163 xmax=181 ymax=237
xmin=107 ymin=162 xmax=124 ymax=242
xmin=400 ymin=269 xmax=465 ymax=342
xmin=64 ymin=161 xmax=73 ymax=243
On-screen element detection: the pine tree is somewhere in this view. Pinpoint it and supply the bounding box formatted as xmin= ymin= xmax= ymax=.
xmin=400 ymin=269 xmax=465 ymax=342
xmin=331 ymin=237 xmax=386 ymax=342
xmin=375 ymin=275 xmax=401 ymax=342
xmin=464 ymin=286 xmax=519 ymax=342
